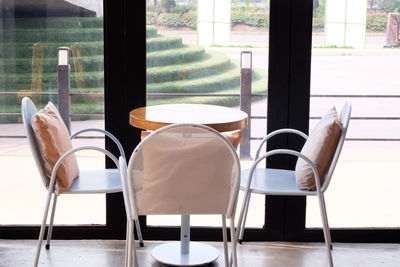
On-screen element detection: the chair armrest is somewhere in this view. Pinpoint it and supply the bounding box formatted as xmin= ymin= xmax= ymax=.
xmin=48 ymin=146 xmax=120 ymax=194
xmin=70 ymin=128 xmax=126 ymax=160
xmin=248 ymin=149 xmax=321 ymax=194
xmin=255 ymin=129 xmax=308 ymax=159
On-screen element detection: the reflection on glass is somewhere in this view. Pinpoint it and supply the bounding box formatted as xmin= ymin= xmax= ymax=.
xmin=0 ymin=0 xmax=105 ymax=224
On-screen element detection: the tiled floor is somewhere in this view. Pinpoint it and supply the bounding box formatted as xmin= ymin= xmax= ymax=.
xmin=0 ymin=239 xmax=399 ymax=267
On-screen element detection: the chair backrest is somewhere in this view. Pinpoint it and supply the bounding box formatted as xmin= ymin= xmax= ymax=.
xmin=321 ymin=101 xmax=352 ymax=192
xmin=21 ymin=97 xmax=49 ymax=188
xmin=126 ymin=123 xmax=241 ymax=219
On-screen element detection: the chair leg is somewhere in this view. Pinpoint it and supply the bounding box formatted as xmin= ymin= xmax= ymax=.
xmin=134 ymin=219 xmax=144 ymax=247
xmin=229 ymin=219 xmax=238 ymax=267
xmin=236 ymin=190 xmax=252 ymax=244
xmin=320 ymin=195 xmax=332 ymax=250
xmin=125 ymin=219 xmax=130 ymax=267
xmin=317 ymin=193 xmax=333 ymax=267
xmin=45 ymin=194 xmax=58 ymax=250
xmin=238 ymin=192 xmax=252 ymax=244
xmin=127 ymin=219 xmax=138 ymax=267
xmin=34 ymin=190 xmax=54 ymax=267
xmin=221 ymin=215 xmax=229 ymax=267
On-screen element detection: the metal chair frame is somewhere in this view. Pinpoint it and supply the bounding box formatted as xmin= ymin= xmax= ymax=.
xmin=121 ymin=123 xmax=241 ymax=267
xmin=21 ymin=97 xmax=143 ymax=267
xmin=236 ymin=101 xmax=352 ymax=267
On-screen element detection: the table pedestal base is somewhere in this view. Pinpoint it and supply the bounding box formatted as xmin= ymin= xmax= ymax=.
xmin=151 ymin=241 xmax=219 ymax=266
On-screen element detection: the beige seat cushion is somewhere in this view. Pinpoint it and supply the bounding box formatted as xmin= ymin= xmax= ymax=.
xmin=31 ymin=102 xmax=79 ymax=195
xmin=295 ymin=107 xmax=342 ymax=191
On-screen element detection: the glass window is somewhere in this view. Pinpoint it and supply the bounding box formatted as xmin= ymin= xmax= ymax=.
xmin=308 ymin=0 xmax=400 ymax=227
xmin=145 ymin=0 xmax=269 ymax=228
xmin=0 ymin=0 xmax=105 ymax=225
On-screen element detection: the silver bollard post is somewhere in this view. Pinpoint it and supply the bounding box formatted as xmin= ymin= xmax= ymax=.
xmin=57 ymin=47 xmax=71 ymax=133
xmin=240 ymin=51 xmax=252 ymax=159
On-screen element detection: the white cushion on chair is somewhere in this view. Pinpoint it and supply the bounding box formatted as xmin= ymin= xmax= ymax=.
xmin=295 ymin=107 xmax=342 ymax=191
xmin=31 ymin=102 xmax=79 ymax=195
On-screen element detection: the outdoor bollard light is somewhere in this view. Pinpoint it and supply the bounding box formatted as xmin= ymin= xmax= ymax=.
xmin=240 ymin=51 xmax=252 ymax=159
xmin=57 ymin=47 xmax=71 ymax=133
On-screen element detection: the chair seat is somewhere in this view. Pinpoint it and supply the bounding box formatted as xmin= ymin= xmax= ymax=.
xmin=240 ymin=168 xmax=317 ymax=196
xmin=66 ymin=169 xmax=122 ymax=194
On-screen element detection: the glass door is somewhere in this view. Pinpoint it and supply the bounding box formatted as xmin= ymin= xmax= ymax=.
xmin=308 ymin=0 xmax=400 ymax=228
xmin=145 ymin=0 xmax=269 ymax=229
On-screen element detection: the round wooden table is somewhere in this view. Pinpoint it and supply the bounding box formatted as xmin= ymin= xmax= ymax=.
xmin=130 ymin=103 xmax=248 ymax=132
xmin=129 ymin=103 xmax=248 ymax=266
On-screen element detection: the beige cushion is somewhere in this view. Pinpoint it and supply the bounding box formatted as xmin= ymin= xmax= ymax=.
xmin=295 ymin=107 xmax=342 ymax=191
xmin=31 ymin=102 xmax=79 ymax=195
xmin=141 ymin=129 xmax=242 ymax=149
xmin=140 ymin=128 xmax=235 ymax=215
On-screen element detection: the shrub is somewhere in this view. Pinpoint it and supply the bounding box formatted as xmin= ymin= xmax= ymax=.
xmin=231 ymin=6 xmax=269 ymax=28
xmin=157 ymin=12 xmax=197 ymax=29
xmin=147 ymin=12 xmax=158 ymax=25
xmin=158 ymin=13 xmax=185 ymax=27
xmin=367 ymin=12 xmax=388 ymax=31
xmin=181 ymin=12 xmax=197 ymax=29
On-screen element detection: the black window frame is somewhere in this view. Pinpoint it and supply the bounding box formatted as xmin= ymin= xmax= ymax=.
xmin=1 ymin=0 xmax=399 ymax=243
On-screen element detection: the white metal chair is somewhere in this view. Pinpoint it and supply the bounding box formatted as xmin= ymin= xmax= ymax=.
xmin=21 ymin=97 xmax=143 ymax=267
xmin=121 ymin=123 xmax=241 ymax=267
xmin=236 ymin=101 xmax=352 ymax=267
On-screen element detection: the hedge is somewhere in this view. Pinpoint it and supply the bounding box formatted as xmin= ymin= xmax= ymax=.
xmin=366 ymin=13 xmax=388 ymax=32
xmin=0 ymin=42 xmax=103 ymax=59
xmin=148 ymin=9 xmax=391 ymax=32
xmin=0 ymin=55 xmax=104 ymax=74
xmin=147 ymin=45 xmax=205 ymax=67
xmin=0 ymin=28 xmax=103 ymax=43
xmin=158 ymin=12 xmax=196 ymax=29
xmin=0 ymin=71 xmax=104 ymax=90
xmin=146 ymin=35 xmax=182 ymax=52
xmin=147 ymin=51 xmax=231 ymax=83
xmin=1 ymin=17 xmax=103 ymax=30
xmin=147 ymin=64 xmax=240 ymax=93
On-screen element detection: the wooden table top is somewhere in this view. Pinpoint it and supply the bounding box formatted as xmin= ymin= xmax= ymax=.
xmin=130 ymin=104 xmax=248 ymax=132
